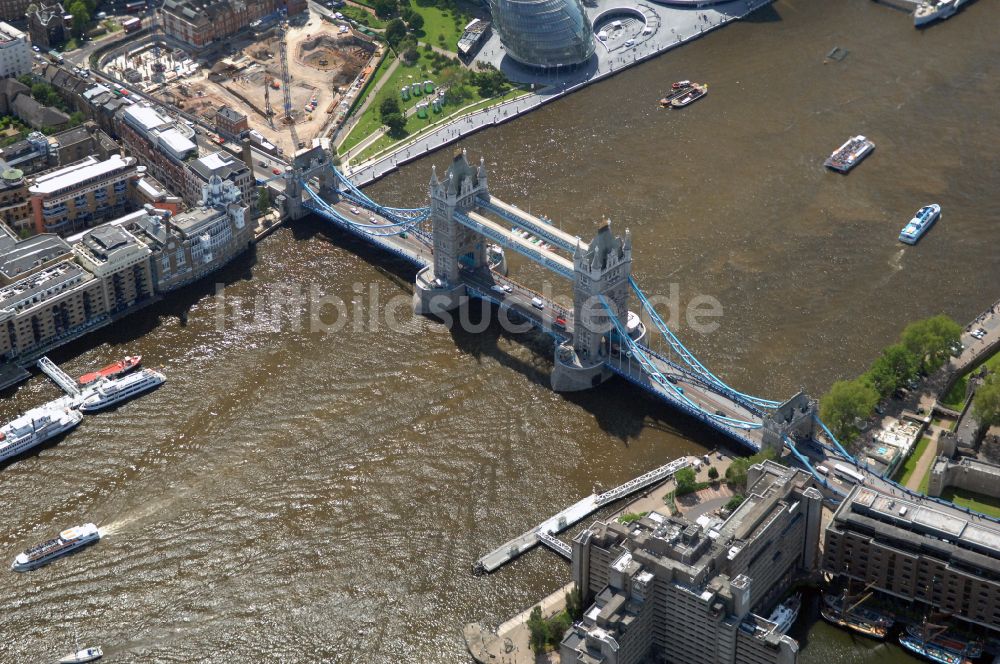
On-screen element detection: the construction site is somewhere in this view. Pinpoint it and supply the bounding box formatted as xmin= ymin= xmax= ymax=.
xmin=100 ymin=12 xmax=382 ymax=154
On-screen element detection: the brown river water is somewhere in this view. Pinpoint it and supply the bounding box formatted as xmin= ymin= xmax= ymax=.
xmin=2 ymin=0 xmax=999 ymax=661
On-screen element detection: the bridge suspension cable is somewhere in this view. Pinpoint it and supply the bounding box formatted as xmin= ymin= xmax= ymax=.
xmin=812 ymin=414 xmax=856 ymax=463
xmin=600 ymin=296 xmax=763 ymax=430
xmin=629 ymin=277 xmax=782 ymax=410
xmin=782 ymin=435 xmax=847 ymax=497
xmin=301 ymin=181 xmax=428 ymax=237
xmin=330 ymin=164 xmax=431 ymax=217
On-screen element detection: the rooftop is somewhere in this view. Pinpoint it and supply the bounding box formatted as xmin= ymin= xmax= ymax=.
xmin=0 ymin=234 xmax=71 ymax=282
xmin=0 ymin=22 xmax=26 ymax=42
xmin=29 ymin=155 xmax=137 ymax=196
xmin=158 ymin=128 xmax=197 ymax=155
xmin=189 ymin=150 xmax=248 ymax=182
xmin=124 ymin=105 xmax=172 ymax=132
xmin=0 ymin=260 xmax=90 ymax=312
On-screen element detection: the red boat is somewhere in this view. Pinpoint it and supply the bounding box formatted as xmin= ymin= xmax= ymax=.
xmin=78 ymin=355 xmax=142 ymax=386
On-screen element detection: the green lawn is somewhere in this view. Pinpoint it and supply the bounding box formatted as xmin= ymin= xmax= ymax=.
xmin=353 ymin=88 xmax=528 ymax=162
xmin=940 ymin=487 xmax=1000 ymax=519
xmin=408 ymin=0 xmax=471 ymax=49
xmin=896 ymin=435 xmax=932 ymax=486
xmin=942 ymin=375 xmax=969 ymax=410
xmin=917 ymin=464 xmax=931 ymax=494
xmin=340 ymin=4 xmax=387 ymax=28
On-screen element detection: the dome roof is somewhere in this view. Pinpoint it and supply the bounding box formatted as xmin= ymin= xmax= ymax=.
xmin=489 ymin=0 xmax=595 ymax=69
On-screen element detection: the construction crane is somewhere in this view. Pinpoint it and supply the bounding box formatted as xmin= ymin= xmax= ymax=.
xmin=277 ymin=25 xmax=300 ymax=151
xmin=263 ymin=74 xmax=275 ymax=128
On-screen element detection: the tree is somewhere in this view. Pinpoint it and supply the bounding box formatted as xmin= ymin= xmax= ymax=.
xmin=865 ymin=343 xmax=918 ymax=397
xmin=527 ymin=606 xmax=548 ymax=653
xmin=257 ymin=186 xmax=271 ymax=214
xmin=372 ymin=0 xmax=397 ymax=19
xmin=820 ymin=378 xmax=879 ymax=443
xmin=378 ymin=96 xmax=401 ymax=120
xmin=707 ymin=466 xmax=719 ymax=480
xmin=383 ymin=112 xmax=406 ymax=137
xmin=973 ymin=373 xmax=1000 ymax=427
xmin=472 ymin=64 xmax=508 ymax=98
xmin=725 ymin=457 xmax=749 ymax=491
xmin=674 ymin=466 xmax=698 ymax=495
xmin=901 ymin=314 xmax=962 ymax=373
xmin=724 ymin=494 xmax=745 ymax=511
xmin=384 ymin=17 xmax=407 ymax=46
xmin=547 ymin=611 xmax=573 ymax=649
xmin=407 ymin=12 xmax=424 ymax=31
xmin=566 ymin=585 xmax=583 ymax=620
xmin=68 ymin=0 xmax=90 ymax=38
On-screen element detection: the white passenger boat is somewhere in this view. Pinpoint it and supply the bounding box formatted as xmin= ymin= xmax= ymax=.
xmin=0 ymin=402 xmax=83 ymax=465
xmin=899 ymin=204 xmax=941 ymax=244
xmin=914 ymin=0 xmax=957 ymax=26
xmin=767 ymin=593 xmax=802 ymax=635
xmin=79 ymin=369 xmax=165 ymax=413
xmin=12 ymin=523 xmax=101 ymax=571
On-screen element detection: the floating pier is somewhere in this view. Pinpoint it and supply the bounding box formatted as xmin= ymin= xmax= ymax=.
xmin=475 ymin=456 xmax=690 ymax=573
xmin=36 ymin=357 xmax=80 ymax=397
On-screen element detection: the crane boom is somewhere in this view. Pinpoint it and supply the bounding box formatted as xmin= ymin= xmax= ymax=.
xmin=278 ymin=26 xmax=300 ymax=150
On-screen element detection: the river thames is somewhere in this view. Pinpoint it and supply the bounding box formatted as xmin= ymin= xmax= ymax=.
xmin=2 ymin=0 xmax=999 ymax=661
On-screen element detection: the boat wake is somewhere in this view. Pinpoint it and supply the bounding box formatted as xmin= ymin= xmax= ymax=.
xmin=99 ymin=495 xmax=177 ymax=536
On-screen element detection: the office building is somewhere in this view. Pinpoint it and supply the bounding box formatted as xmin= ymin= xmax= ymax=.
xmin=562 ymin=461 xmax=823 ymax=664
xmin=184 ymin=150 xmax=253 ymax=209
xmin=822 ymin=484 xmax=1000 ymax=635
xmin=0 ymin=23 xmax=31 ymax=79
xmin=115 ymin=103 xmax=198 ymax=195
xmin=28 ymin=154 xmax=141 ymax=236
xmin=214 ymin=105 xmax=248 ymax=141
xmin=488 ymin=0 xmax=595 ymax=69
xmin=161 ymin=0 xmax=305 ymax=48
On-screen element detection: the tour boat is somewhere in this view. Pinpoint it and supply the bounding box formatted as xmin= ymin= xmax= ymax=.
xmin=58 ymin=645 xmax=103 ymax=663
xmin=767 ymin=593 xmax=802 ymax=635
xmin=0 ymin=403 xmax=83 ymax=465
xmin=899 ymin=634 xmax=973 ymax=664
xmin=914 ymin=0 xmax=957 ymax=26
xmin=899 ymin=204 xmax=940 ymax=244
xmin=12 ymin=523 xmax=101 ymax=572
xmin=670 ymin=84 xmax=708 ymax=108
xmin=824 ymin=135 xmax=875 ymax=173
xmin=78 ymin=355 xmax=142 ymax=386
xmin=79 ymin=369 xmax=166 ymax=413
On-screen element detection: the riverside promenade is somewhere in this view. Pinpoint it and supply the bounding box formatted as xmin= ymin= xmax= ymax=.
xmin=343 ymin=0 xmax=773 ymax=187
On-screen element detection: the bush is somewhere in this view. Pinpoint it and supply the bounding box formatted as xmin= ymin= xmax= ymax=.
xmin=974 ymin=373 xmax=1000 ymax=427
xmin=724 ymin=495 xmax=745 ymax=511
xmin=617 ymin=511 xmax=647 ymax=524
xmin=707 ymin=466 xmax=719 ymax=480
xmin=675 ymin=467 xmax=698 ymax=495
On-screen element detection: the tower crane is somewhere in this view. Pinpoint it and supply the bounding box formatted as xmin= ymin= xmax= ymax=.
xmin=277 ymin=25 xmax=301 ymax=151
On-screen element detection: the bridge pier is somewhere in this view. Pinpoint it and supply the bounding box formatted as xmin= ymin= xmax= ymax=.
xmin=413 ymin=266 xmax=468 ymax=315
xmin=552 ymin=344 xmax=612 ymax=391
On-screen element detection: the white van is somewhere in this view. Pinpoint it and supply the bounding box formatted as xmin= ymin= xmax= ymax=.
xmin=530 ymin=297 xmax=544 ymax=310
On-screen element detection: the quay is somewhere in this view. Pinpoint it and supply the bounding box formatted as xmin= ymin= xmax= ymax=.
xmin=475 ymin=457 xmax=690 ymax=573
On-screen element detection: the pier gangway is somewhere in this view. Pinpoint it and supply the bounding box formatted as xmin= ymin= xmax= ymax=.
xmin=594 ymin=456 xmax=690 ymax=506
xmin=537 ymin=531 xmax=572 ymax=560
xmin=37 ymin=357 xmax=79 ymax=397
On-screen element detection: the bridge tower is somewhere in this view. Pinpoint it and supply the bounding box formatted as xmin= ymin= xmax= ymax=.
xmin=414 ymin=149 xmax=489 ymax=315
xmin=761 ymin=392 xmax=818 ymax=454
xmin=552 ymin=220 xmax=633 ymax=392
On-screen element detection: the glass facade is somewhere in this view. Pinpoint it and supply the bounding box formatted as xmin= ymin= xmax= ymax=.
xmin=489 ymin=0 xmax=596 ymax=69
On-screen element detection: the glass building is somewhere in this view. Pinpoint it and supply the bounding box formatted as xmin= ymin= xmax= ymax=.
xmin=489 ymin=0 xmax=596 ymax=69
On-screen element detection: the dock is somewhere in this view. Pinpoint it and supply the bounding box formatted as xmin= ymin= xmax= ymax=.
xmin=475 ymin=456 xmax=690 ymax=573
xmin=36 ymin=357 xmax=80 ymax=397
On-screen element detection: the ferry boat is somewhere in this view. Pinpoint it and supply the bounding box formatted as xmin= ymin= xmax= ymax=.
xmin=820 ymin=608 xmax=889 ymax=640
xmin=905 ymin=624 xmax=983 ymax=658
xmin=79 ymin=369 xmax=166 ymax=413
xmin=78 ymin=355 xmax=142 ymax=386
xmin=899 ymin=634 xmax=974 ymax=664
xmin=767 ymin=593 xmax=802 ymax=635
xmin=58 ymin=645 xmax=103 ymax=663
xmin=670 ymin=84 xmax=708 ymax=109
xmin=899 ymin=204 xmax=940 ymax=244
xmin=914 ymin=0 xmax=957 ymax=26
xmin=824 ymin=135 xmax=875 ymax=173
xmin=0 ymin=403 xmax=84 ymax=465
xmin=12 ymin=523 xmax=101 ymax=571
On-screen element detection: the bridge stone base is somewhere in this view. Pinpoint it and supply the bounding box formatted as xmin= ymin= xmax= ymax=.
xmin=413 ymin=266 xmax=467 ymax=315
xmin=551 ymin=344 xmax=612 ymax=392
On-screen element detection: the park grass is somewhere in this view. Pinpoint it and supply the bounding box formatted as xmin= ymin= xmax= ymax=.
xmin=408 ymin=0 xmax=471 ymax=49
xmin=940 ymin=487 xmax=1000 ymax=519
xmin=896 ymin=435 xmax=932 ymax=486
xmin=917 ymin=464 xmax=932 ymax=494
xmin=942 ymin=375 xmax=969 ymax=411
xmin=352 ymin=87 xmax=528 ymax=162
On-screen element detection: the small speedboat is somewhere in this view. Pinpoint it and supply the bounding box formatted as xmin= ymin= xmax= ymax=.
xmin=672 ymin=80 xmax=692 ymax=89
xmin=899 ymin=204 xmax=941 ymax=244
xmin=671 ymin=84 xmax=708 ymax=108
xmin=58 ymin=645 xmax=102 ymax=663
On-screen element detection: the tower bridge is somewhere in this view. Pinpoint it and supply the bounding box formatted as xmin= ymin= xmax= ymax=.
xmin=285 ymin=146 xmax=833 ymax=460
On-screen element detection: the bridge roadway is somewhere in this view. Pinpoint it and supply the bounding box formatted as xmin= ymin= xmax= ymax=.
xmin=311 ymin=198 xmax=766 ymax=450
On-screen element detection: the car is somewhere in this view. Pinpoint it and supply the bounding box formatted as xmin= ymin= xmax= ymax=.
xmin=259 ymin=160 xmax=267 ymax=167
xmin=666 ymin=375 xmax=678 ymax=384
xmin=32 ymin=45 xmax=40 ymax=52
xmin=502 ymin=284 xmax=513 ymax=293
xmin=973 ymin=328 xmax=987 ymax=339
xmin=714 ymin=410 xmax=725 ymax=417
xmin=491 ymin=285 xmax=505 ymax=295
xmin=554 ymin=316 xmax=567 ymax=329
xmin=272 ymin=167 xmax=281 ymax=175
xmin=350 ymin=206 xmax=360 ymax=214
xmin=624 ymin=39 xmax=635 ymax=47
xmin=369 ymin=215 xmax=376 ymax=223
